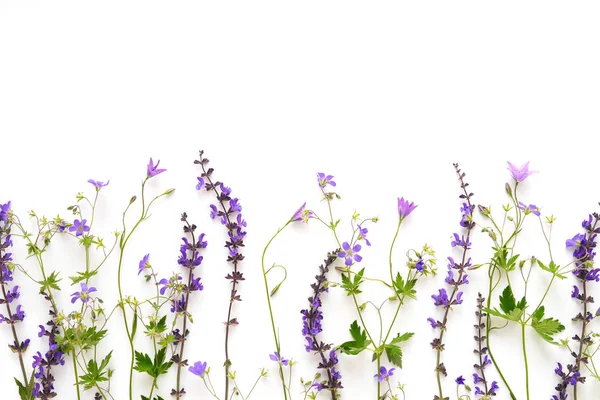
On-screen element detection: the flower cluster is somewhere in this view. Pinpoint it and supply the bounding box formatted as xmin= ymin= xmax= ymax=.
xmin=553 ymin=212 xmax=599 ymax=399
xmin=429 ymin=164 xmax=475 ymax=391
xmin=472 ymin=293 xmax=498 ymax=397
xmin=300 ymin=252 xmax=342 ymax=398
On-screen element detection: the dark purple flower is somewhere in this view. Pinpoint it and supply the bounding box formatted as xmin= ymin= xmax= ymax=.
xmin=209 ymin=204 xmax=219 ymax=220
xmin=586 ymin=269 xmax=600 ymax=282
xmin=87 ymin=179 xmax=110 ymax=190
xmin=415 ymin=258 xmax=425 ymax=273
xmin=507 ymin=161 xmax=536 ymax=182
xmin=571 ymin=285 xmax=580 ymax=298
xmin=291 ymin=202 xmax=315 ymax=223
xmin=0 ymin=201 xmax=11 ymax=223
xmin=219 ymin=183 xmax=231 ymax=197
xmin=138 ymin=254 xmax=150 ymax=275
xmin=451 ymin=233 xmax=471 ymax=248
xmin=229 ymin=198 xmax=242 ymax=213
xmin=69 ymin=219 xmax=90 ymax=237
xmin=432 ymin=289 xmax=449 ymax=307
xmin=195 ymin=177 xmax=205 ymax=191
xmin=317 ymin=173 xmax=336 ymax=188
xmin=374 ymin=366 xmax=395 ymax=382
xmin=397 ymin=197 xmax=417 ymax=219
xmin=337 ymin=242 xmax=362 ymax=266
xmin=6 ymin=285 xmax=20 ymax=303
xmin=170 ymin=295 xmax=186 ymax=314
xmin=456 ymin=376 xmax=465 ymax=385
xmin=189 ymin=361 xmax=207 ymax=377
xmin=269 ymin=352 xmax=289 ymax=366
xmin=70 ymin=283 xmax=97 ymax=304
xmin=147 ymin=158 xmax=167 ymax=178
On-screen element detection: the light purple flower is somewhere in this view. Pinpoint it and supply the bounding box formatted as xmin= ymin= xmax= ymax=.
xmin=70 ymin=283 xmax=97 ymax=304
xmin=189 ymin=360 xmax=208 ymax=376
xmin=291 ymin=202 xmax=315 ymax=223
xmin=374 ymin=366 xmax=395 ymax=382
xmin=357 ymin=224 xmax=371 ymax=246
xmin=269 ymin=351 xmax=289 ymax=366
xmin=138 ymin=254 xmax=150 ymax=275
xmin=69 ymin=219 xmax=90 ymax=237
xmin=209 ymin=204 xmax=219 ymax=219
xmin=147 ymin=158 xmax=166 ymax=178
xmin=317 ymin=173 xmax=336 ymax=188
xmin=517 ymin=202 xmax=540 ymax=216
xmin=0 ymin=201 xmax=10 ymax=223
xmin=338 ymin=242 xmax=362 ymax=266
xmin=87 ymin=179 xmax=110 ymax=190
xmin=195 ymin=177 xmax=205 ymax=191
xmin=507 ymin=161 xmax=536 ymax=183
xmin=397 ymin=197 xmax=417 ymax=219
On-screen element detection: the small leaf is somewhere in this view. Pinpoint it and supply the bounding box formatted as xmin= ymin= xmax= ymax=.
xmin=499 ymin=285 xmax=516 ymax=314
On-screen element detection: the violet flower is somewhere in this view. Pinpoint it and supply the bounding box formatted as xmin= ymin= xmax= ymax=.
xmin=69 ymin=219 xmax=90 ymax=237
xmin=317 ymin=173 xmax=336 ymax=188
xmin=70 ymin=282 xmax=97 ymax=304
xmin=269 ymin=352 xmax=289 ymax=366
xmin=300 ymin=252 xmax=343 ymax=398
xmin=507 ymin=161 xmax=536 ymax=183
xmin=397 ymin=197 xmax=417 ymax=219
xmin=472 ymin=293 xmax=498 ymax=397
xmin=337 ymin=242 xmax=362 ymax=266
xmin=147 ymin=157 xmax=167 ymax=178
xmin=138 ymin=254 xmax=150 ymax=275
xmin=189 ymin=361 xmax=207 ymax=377
xmin=291 ymin=202 xmax=316 ymax=223
xmin=87 ymin=179 xmax=110 ymax=191
xmin=374 ymin=366 xmax=395 ymax=382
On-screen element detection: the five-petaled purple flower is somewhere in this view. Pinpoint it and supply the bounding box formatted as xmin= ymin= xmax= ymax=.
xmin=70 ymin=283 xmax=97 ymax=304
xmin=147 ymin=158 xmax=167 ymax=178
xmin=138 ymin=254 xmax=150 ymax=275
xmin=269 ymin=351 xmax=289 ymax=366
xmin=69 ymin=219 xmax=90 ymax=237
xmin=291 ymin=202 xmax=315 ymax=223
xmin=456 ymin=376 xmax=465 ymax=385
xmin=338 ymin=242 xmax=362 ymax=266
xmin=374 ymin=366 xmax=395 ymax=382
xmin=87 ymin=179 xmax=110 ymax=191
xmin=317 ymin=173 xmax=336 ymax=188
xmin=189 ymin=361 xmax=208 ymax=377
xmin=507 ymin=161 xmax=536 ymax=183
xmin=397 ymin=197 xmax=417 ymax=219
xmin=517 ymin=202 xmax=540 ymax=216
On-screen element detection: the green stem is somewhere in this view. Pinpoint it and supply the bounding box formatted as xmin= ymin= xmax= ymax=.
xmin=72 ymin=349 xmax=82 ymax=400
xmin=261 ymin=222 xmax=291 ymax=400
xmin=382 ymin=218 xmax=403 ymax=344
xmin=377 ymin=354 xmax=381 ymax=400
xmin=521 ymin=323 xmax=530 ymax=400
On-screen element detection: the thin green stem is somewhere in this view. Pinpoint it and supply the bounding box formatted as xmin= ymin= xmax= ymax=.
xmin=521 ymin=323 xmax=530 ymax=400
xmin=72 ymin=349 xmax=82 ymax=400
xmin=377 ymin=354 xmax=381 ymax=400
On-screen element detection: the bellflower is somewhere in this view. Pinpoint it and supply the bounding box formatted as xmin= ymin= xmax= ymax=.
xmin=291 ymin=202 xmax=315 ymax=223
xmin=317 ymin=173 xmax=336 ymax=188
xmin=147 ymin=157 xmax=167 ymax=178
xmin=87 ymin=179 xmax=110 ymax=191
xmin=397 ymin=197 xmax=417 ymax=219
xmin=189 ymin=361 xmax=207 ymax=377
xmin=138 ymin=254 xmax=150 ymax=275
xmin=507 ymin=161 xmax=536 ymax=182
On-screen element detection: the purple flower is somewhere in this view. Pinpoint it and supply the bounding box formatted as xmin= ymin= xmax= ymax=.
xmin=397 ymin=197 xmax=417 ymax=219
xmin=507 ymin=161 xmax=536 ymax=182
xmin=147 ymin=158 xmax=166 ymax=178
xmin=586 ymin=269 xmax=600 ymax=282
xmin=432 ymin=289 xmax=449 ymax=307
xmin=291 ymin=202 xmax=315 ymax=223
xmin=209 ymin=205 xmax=219 ymax=219
xmin=171 ymin=295 xmax=187 ymax=313
xmin=195 ymin=177 xmax=205 ymax=191
xmin=571 ymin=285 xmax=580 ymax=298
xmin=87 ymin=179 xmax=110 ymax=191
xmin=451 ymin=233 xmax=471 ymax=248
xmin=427 ymin=317 xmax=438 ymax=328
xmin=456 ymin=376 xmax=465 ymax=385
xmin=317 ymin=173 xmax=336 ymax=188
xmin=374 ymin=366 xmax=395 ymax=382
xmin=415 ymin=258 xmax=425 ymax=273
xmin=269 ymin=352 xmax=289 ymax=366
xmin=69 ymin=219 xmax=90 ymax=237
xmin=566 ymin=234 xmax=586 ymax=249
xmin=0 ymin=201 xmax=11 ymax=223
xmin=189 ymin=361 xmax=207 ymax=377
xmin=517 ymin=202 xmax=540 ymax=216
xmin=70 ymin=283 xmax=97 ymax=304
xmin=5 ymin=285 xmax=20 ymax=303
xmin=219 ymin=183 xmax=232 ymax=197
xmin=158 ymin=275 xmax=182 ymax=295
xmin=338 ymin=242 xmax=362 ymax=266
xmin=229 ymin=198 xmax=242 ymax=213
xmin=357 ymin=224 xmax=371 ymax=246
xmin=138 ymin=254 xmax=150 ymax=275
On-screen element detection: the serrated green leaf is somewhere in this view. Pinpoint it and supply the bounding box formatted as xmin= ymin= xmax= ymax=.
xmin=516 ymin=296 xmax=527 ymax=311
xmin=531 ymin=306 xmax=545 ymax=323
xmin=499 ymin=285 xmax=516 ymax=314
xmin=532 ymin=315 xmax=565 ymax=345
xmin=338 ymin=321 xmax=371 ymax=355
xmin=384 ymin=344 xmax=403 ymax=368
xmin=390 ymin=332 xmax=414 ymax=345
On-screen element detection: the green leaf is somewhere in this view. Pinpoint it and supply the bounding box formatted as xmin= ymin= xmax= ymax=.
xmin=133 ymin=348 xmax=173 ymax=379
xmin=69 ymin=270 xmax=98 ymax=285
xmin=485 ymin=307 xmax=523 ymax=322
xmin=132 ymin=309 xmax=138 ymax=340
xmin=537 ymin=259 xmax=567 ymax=279
xmin=14 ymin=371 xmax=35 ymax=400
xmin=384 ymin=344 xmax=403 ymax=368
xmin=40 ymin=271 xmax=62 ymax=292
xmin=516 ymin=296 xmax=527 ymax=311
xmin=79 ymin=352 xmax=112 ymax=390
xmin=499 ymin=285 xmax=516 ymax=314
xmin=133 ymin=352 xmax=154 ymax=376
xmin=532 ymin=314 xmax=565 ymax=344
xmin=341 ymin=269 xmax=365 ymax=296
xmin=338 ymin=321 xmax=371 ymax=355
xmin=532 ymin=306 xmax=545 ymax=323
xmin=393 ymin=273 xmax=417 ymax=299
xmin=390 ymin=332 xmax=414 ymax=345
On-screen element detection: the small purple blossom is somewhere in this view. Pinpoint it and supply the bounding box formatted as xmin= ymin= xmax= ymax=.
xmin=456 ymin=376 xmax=465 ymax=385
xmin=374 ymin=366 xmax=395 ymax=382
xmin=269 ymin=352 xmax=289 ymax=366
xmin=195 ymin=177 xmax=205 ymax=191
xmin=427 ymin=317 xmax=438 ymax=328
xmin=70 ymin=283 xmax=97 ymax=304
xmin=507 ymin=161 xmax=536 ymax=183
xmin=291 ymin=202 xmax=315 ymax=223
xmin=209 ymin=204 xmax=219 ymax=219
xmin=432 ymin=288 xmax=449 ymax=307
xmin=317 ymin=173 xmax=336 ymax=188
xmin=147 ymin=158 xmax=167 ymax=178
xmin=189 ymin=361 xmax=207 ymax=377
xmin=517 ymin=202 xmax=540 ymax=216
xmin=138 ymin=254 xmax=150 ymax=275
xmin=338 ymin=242 xmax=362 ymax=266
xmin=69 ymin=219 xmax=90 ymax=237
xmin=357 ymin=224 xmax=371 ymax=246
xmin=397 ymin=197 xmax=417 ymax=219
xmin=158 ymin=275 xmax=182 ymax=295
xmin=87 ymin=179 xmax=110 ymax=190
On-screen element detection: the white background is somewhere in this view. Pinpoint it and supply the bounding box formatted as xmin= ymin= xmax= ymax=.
xmin=1 ymin=2 xmax=600 ymax=399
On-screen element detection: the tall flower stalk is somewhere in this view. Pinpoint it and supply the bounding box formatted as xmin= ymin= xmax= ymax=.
xmin=428 ymin=163 xmax=475 ymax=399
xmin=195 ymin=150 xmax=247 ymax=399
xmin=301 ymin=251 xmax=342 ymax=399
xmin=0 ymin=201 xmax=33 ymax=397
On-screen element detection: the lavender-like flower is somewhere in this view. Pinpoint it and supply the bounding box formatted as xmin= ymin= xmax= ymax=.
xmin=0 ymin=201 xmax=32 ymax=391
xmin=171 ymin=212 xmax=207 ymax=398
xmin=430 ymin=164 xmax=475 ymax=400
xmin=553 ymin=212 xmax=599 ymax=400
xmin=300 ymin=252 xmax=342 ymax=399
xmin=507 ymin=161 xmax=536 ymax=183
xmin=195 ymin=150 xmax=246 ymax=398
xmin=473 ymin=293 xmax=498 ymax=397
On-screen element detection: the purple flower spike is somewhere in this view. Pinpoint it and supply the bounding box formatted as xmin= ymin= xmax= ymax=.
xmin=138 ymin=254 xmax=150 ymax=275
xmin=70 ymin=283 xmax=97 ymax=304
xmin=291 ymin=202 xmax=315 ymax=223
xmin=374 ymin=366 xmax=395 ymax=382
xmin=397 ymin=197 xmax=417 ymax=219
xmin=338 ymin=242 xmax=362 ymax=266
xmin=507 ymin=161 xmax=536 ymax=183
xmin=0 ymin=201 xmax=10 ymax=223
xmin=69 ymin=219 xmax=90 ymax=237
xmin=269 ymin=351 xmax=289 ymax=366
xmin=189 ymin=361 xmax=207 ymax=377
xmin=317 ymin=173 xmax=336 ymax=188
xmin=87 ymin=179 xmax=110 ymax=191
xmin=147 ymin=157 xmax=167 ymax=178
